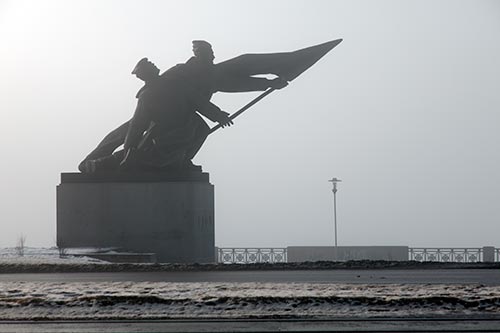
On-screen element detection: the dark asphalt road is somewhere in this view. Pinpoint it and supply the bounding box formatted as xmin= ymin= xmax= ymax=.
xmin=1 ymin=318 xmax=500 ymax=333
xmin=1 ymin=269 xmax=500 ymax=285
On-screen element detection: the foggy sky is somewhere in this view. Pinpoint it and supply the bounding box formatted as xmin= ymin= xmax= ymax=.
xmin=0 ymin=0 xmax=499 ymax=248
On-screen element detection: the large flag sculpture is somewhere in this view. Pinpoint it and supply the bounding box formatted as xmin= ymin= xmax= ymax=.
xmin=209 ymin=39 xmax=343 ymax=133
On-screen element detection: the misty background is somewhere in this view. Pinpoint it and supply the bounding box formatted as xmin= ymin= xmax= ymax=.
xmin=0 ymin=0 xmax=498 ymax=248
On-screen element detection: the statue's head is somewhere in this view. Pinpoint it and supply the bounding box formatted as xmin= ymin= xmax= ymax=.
xmin=192 ymin=40 xmax=214 ymax=63
xmin=131 ymin=58 xmax=160 ymax=81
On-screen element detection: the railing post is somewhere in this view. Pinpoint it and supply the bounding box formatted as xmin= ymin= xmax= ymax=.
xmin=483 ymin=246 xmax=495 ymax=263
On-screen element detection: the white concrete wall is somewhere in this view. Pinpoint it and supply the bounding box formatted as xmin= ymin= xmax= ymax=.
xmin=287 ymin=246 xmax=409 ymax=262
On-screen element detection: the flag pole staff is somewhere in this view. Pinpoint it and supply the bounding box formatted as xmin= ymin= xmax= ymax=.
xmin=208 ymin=88 xmax=276 ymax=135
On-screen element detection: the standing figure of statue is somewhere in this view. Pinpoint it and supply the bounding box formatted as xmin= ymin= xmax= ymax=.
xmin=79 ymin=40 xmax=287 ymax=173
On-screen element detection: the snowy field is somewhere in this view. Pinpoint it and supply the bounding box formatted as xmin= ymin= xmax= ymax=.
xmin=0 ymin=247 xmax=107 ymax=265
xmin=1 ymin=248 xmax=499 ymax=320
xmin=0 ymin=282 xmax=499 ymax=320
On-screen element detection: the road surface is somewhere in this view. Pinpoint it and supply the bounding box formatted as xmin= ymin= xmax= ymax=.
xmin=1 ymin=269 xmax=499 ymax=285
xmin=1 ymin=318 xmax=500 ymax=332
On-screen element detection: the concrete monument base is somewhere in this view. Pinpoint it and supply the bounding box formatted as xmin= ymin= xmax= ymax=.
xmin=57 ymin=172 xmax=215 ymax=263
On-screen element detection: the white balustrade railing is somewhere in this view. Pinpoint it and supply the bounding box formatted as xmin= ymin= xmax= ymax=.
xmin=217 ymin=248 xmax=287 ymax=264
xmin=408 ymin=248 xmax=483 ymax=263
xmin=216 ymin=247 xmax=499 ymax=264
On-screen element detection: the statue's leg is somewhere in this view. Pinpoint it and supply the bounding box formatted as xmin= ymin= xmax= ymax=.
xmin=80 ymin=148 xmax=127 ymax=174
xmin=115 ymin=115 xmax=208 ymax=172
xmin=184 ymin=115 xmax=210 ymax=163
xmin=78 ymin=121 xmax=130 ymax=172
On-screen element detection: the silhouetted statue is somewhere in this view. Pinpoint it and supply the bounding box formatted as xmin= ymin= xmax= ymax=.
xmin=79 ymin=39 xmax=342 ymax=173
xmin=79 ymin=41 xmax=287 ymax=173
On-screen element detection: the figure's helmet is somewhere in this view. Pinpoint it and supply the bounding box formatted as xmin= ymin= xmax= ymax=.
xmin=192 ymin=40 xmax=214 ymax=62
xmin=131 ymin=57 xmax=160 ymax=81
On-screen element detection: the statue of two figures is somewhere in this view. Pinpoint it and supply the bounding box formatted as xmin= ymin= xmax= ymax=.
xmin=78 ymin=39 xmax=342 ymax=174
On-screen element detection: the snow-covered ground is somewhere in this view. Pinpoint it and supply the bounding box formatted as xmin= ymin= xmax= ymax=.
xmin=0 ymin=282 xmax=499 ymax=320
xmin=1 ymin=248 xmax=499 ymax=320
xmin=0 ymin=247 xmax=107 ymax=265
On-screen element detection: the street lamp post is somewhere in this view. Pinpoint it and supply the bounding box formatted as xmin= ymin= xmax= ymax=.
xmin=328 ymin=178 xmax=342 ymax=247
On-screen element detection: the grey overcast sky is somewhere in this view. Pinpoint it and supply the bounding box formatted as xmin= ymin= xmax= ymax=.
xmin=0 ymin=0 xmax=499 ymax=248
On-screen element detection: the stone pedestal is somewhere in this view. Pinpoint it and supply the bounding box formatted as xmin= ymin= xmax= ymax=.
xmin=57 ymin=172 xmax=214 ymax=263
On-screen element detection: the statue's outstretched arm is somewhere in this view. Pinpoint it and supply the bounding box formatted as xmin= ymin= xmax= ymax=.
xmin=192 ymin=94 xmax=233 ymax=128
